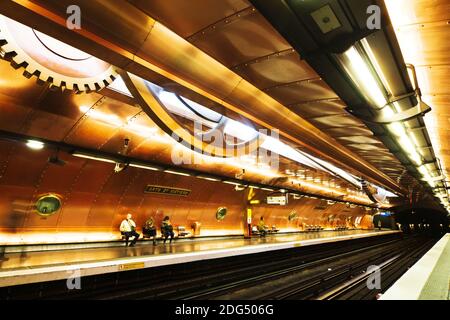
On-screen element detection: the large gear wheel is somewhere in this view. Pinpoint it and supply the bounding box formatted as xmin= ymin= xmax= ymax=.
xmin=0 ymin=14 xmax=118 ymax=93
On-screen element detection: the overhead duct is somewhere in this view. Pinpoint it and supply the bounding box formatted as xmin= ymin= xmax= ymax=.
xmin=251 ymin=0 xmax=447 ymax=213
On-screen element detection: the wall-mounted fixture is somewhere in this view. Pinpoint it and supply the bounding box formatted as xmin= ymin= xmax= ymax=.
xmin=288 ymin=210 xmax=299 ymax=222
xmin=35 ymin=193 xmax=62 ymax=217
xmin=26 ymin=140 xmax=44 ymax=150
xmin=216 ymin=207 xmax=227 ymax=221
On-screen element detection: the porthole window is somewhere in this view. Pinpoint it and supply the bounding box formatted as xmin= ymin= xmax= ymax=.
xmin=288 ymin=210 xmax=298 ymax=221
xmin=35 ymin=194 xmax=62 ymax=217
xmin=216 ymin=207 xmax=227 ymax=221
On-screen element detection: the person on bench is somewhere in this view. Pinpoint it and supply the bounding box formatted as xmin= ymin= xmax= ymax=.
xmin=161 ymin=216 xmax=174 ymax=244
xmin=120 ymin=213 xmax=140 ymax=247
xmin=257 ymin=216 xmax=268 ymax=237
xmin=143 ymin=216 xmax=157 ymax=245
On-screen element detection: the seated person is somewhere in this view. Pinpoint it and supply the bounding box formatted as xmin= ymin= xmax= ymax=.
xmin=257 ymin=216 xmax=268 ymax=237
xmin=161 ymin=216 xmax=175 ymax=244
xmin=119 ymin=213 xmax=140 ymax=247
xmin=143 ymin=216 xmax=157 ymax=245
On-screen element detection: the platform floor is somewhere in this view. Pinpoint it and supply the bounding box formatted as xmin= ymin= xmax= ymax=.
xmin=381 ymin=233 xmax=450 ymax=300
xmin=0 ymin=229 xmax=398 ymax=288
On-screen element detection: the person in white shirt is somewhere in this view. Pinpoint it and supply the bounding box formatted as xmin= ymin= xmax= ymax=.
xmin=120 ymin=213 xmax=140 ymax=246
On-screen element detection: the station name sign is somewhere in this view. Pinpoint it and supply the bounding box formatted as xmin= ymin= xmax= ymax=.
xmin=144 ymin=185 xmax=191 ymax=197
xmin=266 ymin=195 xmax=288 ymax=205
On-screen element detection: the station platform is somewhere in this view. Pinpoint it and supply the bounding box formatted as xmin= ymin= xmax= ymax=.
xmin=381 ymin=233 xmax=450 ymax=300
xmin=0 ymin=229 xmax=399 ymax=288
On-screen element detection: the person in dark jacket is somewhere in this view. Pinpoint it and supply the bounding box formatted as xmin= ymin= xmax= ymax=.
xmin=161 ymin=216 xmax=175 ymax=244
xmin=143 ymin=216 xmax=157 ymax=245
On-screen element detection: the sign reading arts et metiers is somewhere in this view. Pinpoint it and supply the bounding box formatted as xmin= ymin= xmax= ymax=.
xmin=144 ymin=185 xmax=191 ymax=197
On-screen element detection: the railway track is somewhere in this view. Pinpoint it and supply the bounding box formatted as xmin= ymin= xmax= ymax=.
xmin=176 ymin=235 xmax=433 ymax=300
xmin=2 ymin=232 xmax=435 ymax=300
xmin=315 ymin=238 xmax=436 ymax=300
xmin=84 ymin=233 xmax=401 ymax=300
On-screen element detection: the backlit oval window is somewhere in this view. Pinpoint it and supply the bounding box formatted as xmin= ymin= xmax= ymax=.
xmin=35 ymin=194 xmax=62 ymax=217
xmin=216 ymin=207 xmax=227 ymax=221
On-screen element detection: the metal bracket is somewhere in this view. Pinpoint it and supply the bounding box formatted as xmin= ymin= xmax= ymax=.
xmin=422 ymin=159 xmax=439 ymax=166
xmin=421 ymin=175 xmax=445 ymax=182
xmin=360 ymin=179 xmax=379 ymax=204
xmin=347 ymin=98 xmax=431 ymax=124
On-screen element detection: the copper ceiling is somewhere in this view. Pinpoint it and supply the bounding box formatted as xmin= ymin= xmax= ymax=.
xmin=129 ymin=0 xmax=412 ymax=189
xmin=0 ymin=0 xmax=410 ymax=196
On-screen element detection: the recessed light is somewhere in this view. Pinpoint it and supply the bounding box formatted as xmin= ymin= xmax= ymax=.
xmin=26 ymin=140 xmax=44 ymax=150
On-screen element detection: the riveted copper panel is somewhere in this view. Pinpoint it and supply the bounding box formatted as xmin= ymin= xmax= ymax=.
xmin=128 ymin=0 xmax=250 ymax=38
xmin=346 ymin=143 xmax=390 ymax=152
xmin=292 ymin=100 xmax=347 ymax=119
xmin=265 ymin=80 xmax=337 ymax=106
xmin=189 ymin=10 xmax=291 ymax=67
xmin=307 ymin=114 xmax=366 ymax=129
xmin=233 ymin=51 xmax=317 ymax=89
xmin=324 ymin=127 xmax=375 ymax=137
xmin=336 ymin=136 xmax=382 ymax=145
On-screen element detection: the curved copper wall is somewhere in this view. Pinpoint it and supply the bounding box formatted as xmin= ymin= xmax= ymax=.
xmin=0 ymin=139 xmax=374 ymax=245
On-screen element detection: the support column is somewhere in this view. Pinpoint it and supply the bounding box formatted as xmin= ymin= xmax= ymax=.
xmin=244 ymin=187 xmax=257 ymax=239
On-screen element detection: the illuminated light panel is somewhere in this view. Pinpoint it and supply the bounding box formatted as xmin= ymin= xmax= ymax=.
xmin=197 ymin=175 xmax=221 ymax=182
xmin=261 ymin=136 xmax=320 ymax=170
xmin=92 ymin=74 xmax=366 ymax=191
xmin=362 ymin=38 xmax=394 ymax=94
xmin=129 ymin=163 xmax=161 ymax=171
xmin=299 ymin=150 xmax=361 ymax=187
xmin=157 ymin=89 xmax=221 ymax=127
xmin=72 ymin=152 xmax=116 ymax=164
xmin=384 ymin=0 xmax=448 ymax=209
xmin=341 ymin=43 xmax=444 ymax=190
xmin=342 ymin=46 xmax=387 ymax=108
xmin=164 ymin=169 xmax=191 ymax=177
xmin=223 ymin=181 xmax=243 ymax=186
xmin=223 ymin=119 xmax=259 ymax=142
xmin=26 ymin=140 xmax=44 ymax=150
